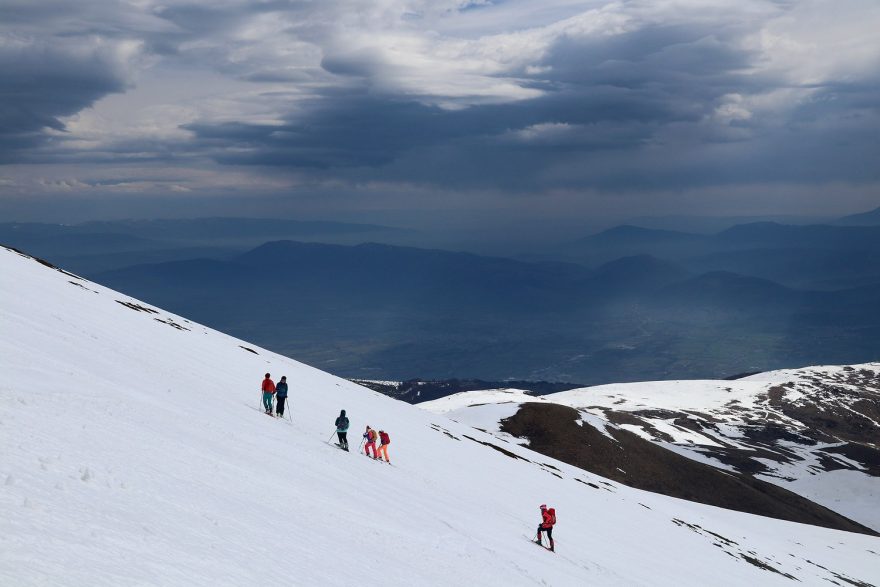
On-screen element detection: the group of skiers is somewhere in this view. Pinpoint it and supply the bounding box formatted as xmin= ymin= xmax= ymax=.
xmin=261 ymin=373 xmax=289 ymax=417
xmin=260 ymin=375 xmax=392 ymax=464
xmin=363 ymin=425 xmax=391 ymax=463
xmin=333 ymin=410 xmax=391 ymax=464
xmin=261 ymin=374 xmax=555 ymax=548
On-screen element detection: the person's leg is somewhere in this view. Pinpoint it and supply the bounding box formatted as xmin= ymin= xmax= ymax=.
xmin=547 ymin=527 xmax=554 ymax=551
xmin=262 ymin=392 xmax=271 ymax=412
xmin=341 ymin=432 xmax=348 ymax=449
xmin=277 ymin=397 xmax=285 ymax=416
xmin=337 ymin=432 xmax=344 ymax=446
xmin=536 ymin=526 xmax=543 ymax=543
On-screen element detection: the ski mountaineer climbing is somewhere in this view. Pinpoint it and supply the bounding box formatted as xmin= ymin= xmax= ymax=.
xmin=335 ymin=410 xmax=350 ymax=451
xmin=535 ymin=504 xmax=556 ymax=552
xmin=376 ymin=430 xmax=391 ymax=463
xmin=363 ymin=425 xmax=378 ymax=459
xmin=261 ymin=373 xmax=276 ymax=415
xmin=275 ymin=376 xmax=288 ymax=418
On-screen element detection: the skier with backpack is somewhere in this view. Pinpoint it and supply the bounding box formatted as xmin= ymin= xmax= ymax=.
xmin=376 ymin=429 xmax=391 ymax=463
xmin=275 ymin=376 xmax=289 ymax=418
xmin=334 ymin=410 xmax=350 ymax=450
xmin=363 ymin=425 xmax=378 ymax=459
xmin=261 ymin=373 xmax=276 ymax=415
xmin=535 ymin=504 xmax=556 ymax=552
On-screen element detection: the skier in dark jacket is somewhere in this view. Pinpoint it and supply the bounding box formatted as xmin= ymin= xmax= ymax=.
xmin=535 ymin=504 xmax=556 ymax=551
xmin=275 ymin=376 xmax=289 ymax=417
xmin=335 ymin=410 xmax=350 ymax=451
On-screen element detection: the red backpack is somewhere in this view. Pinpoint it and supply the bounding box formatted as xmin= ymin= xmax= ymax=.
xmin=547 ymin=508 xmax=556 ymax=526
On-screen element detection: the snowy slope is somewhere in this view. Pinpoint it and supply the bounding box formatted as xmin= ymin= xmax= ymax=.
xmin=423 ymin=370 xmax=880 ymax=532
xmin=2 ymin=246 xmax=880 ymax=587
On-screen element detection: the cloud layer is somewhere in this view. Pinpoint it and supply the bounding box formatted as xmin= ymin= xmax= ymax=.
xmin=1 ymin=0 xmax=878 ymax=220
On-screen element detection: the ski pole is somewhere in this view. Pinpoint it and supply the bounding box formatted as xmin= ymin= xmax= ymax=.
xmin=327 ymin=431 xmax=337 ymax=443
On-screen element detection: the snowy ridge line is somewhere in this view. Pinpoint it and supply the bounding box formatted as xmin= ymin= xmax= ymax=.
xmin=3 ymin=246 xmax=880 ymax=586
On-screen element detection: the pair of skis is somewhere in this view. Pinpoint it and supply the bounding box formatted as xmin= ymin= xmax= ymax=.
xmin=529 ymin=536 xmax=555 ymax=553
xmin=258 ymin=392 xmax=292 ymax=422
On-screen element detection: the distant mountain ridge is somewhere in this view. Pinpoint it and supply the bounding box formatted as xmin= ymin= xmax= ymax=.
xmin=563 ymin=220 xmax=880 ymax=290
xmin=836 ymin=206 xmax=880 ymax=226
xmin=78 ymin=217 xmax=404 ymax=240
xmin=8 ymin=211 xmax=880 ymax=384
xmin=0 ymin=218 xmax=406 ymax=274
xmin=576 ymin=225 xmax=704 ymax=246
xmin=91 ymin=238 xmax=880 ymax=383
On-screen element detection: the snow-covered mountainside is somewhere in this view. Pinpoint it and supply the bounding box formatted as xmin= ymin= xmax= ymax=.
xmin=422 ymin=368 xmax=880 ymax=533
xmin=2 ymin=245 xmax=880 ymax=586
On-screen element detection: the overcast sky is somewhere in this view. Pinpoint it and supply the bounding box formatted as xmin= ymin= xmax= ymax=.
xmin=0 ymin=0 xmax=878 ymax=232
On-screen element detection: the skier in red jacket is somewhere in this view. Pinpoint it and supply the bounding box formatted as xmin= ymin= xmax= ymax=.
xmin=535 ymin=504 xmax=556 ymax=551
xmin=261 ymin=373 xmax=276 ymax=415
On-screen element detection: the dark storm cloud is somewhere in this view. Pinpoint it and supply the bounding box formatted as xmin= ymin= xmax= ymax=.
xmin=178 ymin=19 xmax=814 ymax=190
xmin=1 ymin=0 xmax=878 ymax=200
xmin=0 ymin=38 xmax=132 ymax=161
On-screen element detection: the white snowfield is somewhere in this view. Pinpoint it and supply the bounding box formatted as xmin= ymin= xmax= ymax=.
xmin=2 ymin=246 xmax=879 ymax=587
